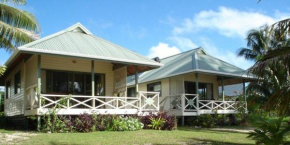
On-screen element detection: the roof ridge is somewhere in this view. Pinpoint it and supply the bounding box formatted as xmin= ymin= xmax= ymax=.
xmin=160 ymin=47 xmax=202 ymax=60
xmin=90 ymin=34 xmax=158 ymax=64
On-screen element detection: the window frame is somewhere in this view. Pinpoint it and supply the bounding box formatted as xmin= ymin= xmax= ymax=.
xmin=147 ymin=81 xmax=162 ymax=97
xmin=14 ymin=71 xmax=21 ymax=95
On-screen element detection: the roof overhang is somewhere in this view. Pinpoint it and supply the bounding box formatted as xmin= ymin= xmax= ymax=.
xmin=127 ymin=68 xmax=256 ymax=86
xmin=18 ymin=47 xmax=163 ymax=68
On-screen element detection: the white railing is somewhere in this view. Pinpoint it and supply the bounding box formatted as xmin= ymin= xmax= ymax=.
xmin=34 ymin=91 xmax=160 ymax=112
xmin=198 ymin=100 xmax=246 ymax=111
xmin=168 ymin=94 xmax=198 ymax=111
xmin=167 ymin=94 xmax=246 ymax=114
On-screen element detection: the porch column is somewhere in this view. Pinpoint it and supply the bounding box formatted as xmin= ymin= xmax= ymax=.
xmin=135 ymin=65 xmax=139 ymax=96
xmin=37 ymin=55 xmax=41 ymax=107
xmin=222 ymin=77 xmax=225 ymax=101
xmin=91 ymin=60 xmax=95 ymax=108
xmin=37 ymin=55 xmax=41 ymax=131
xmin=243 ymin=79 xmax=246 ymax=102
xmin=195 ymin=73 xmax=199 ymax=115
xmin=243 ymin=79 xmax=247 ymax=111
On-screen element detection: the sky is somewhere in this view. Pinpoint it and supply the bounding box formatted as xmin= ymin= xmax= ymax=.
xmin=0 ymin=0 xmax=290 ymax=70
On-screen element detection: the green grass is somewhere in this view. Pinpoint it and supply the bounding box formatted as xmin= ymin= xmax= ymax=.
xmin=14 ymin=127 xmax=255 ymax=145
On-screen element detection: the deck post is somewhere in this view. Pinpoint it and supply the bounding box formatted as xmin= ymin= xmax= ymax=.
xmin=243 ymin=79 xmax=247 ymax=111
xmin=135 ymin=65 xmax=139 ymax=96
xmin=222 ymin=77 xmax=225 ymax=110
xmin=195 ymin=73 xmax=199 ymax=115
xmin=37 ymin=55 xmax=41 ymax=131
xmin=182 ymin=116 xmax=185 ymax=126
xmin=91 ymin=60 xmax=95 ymax=108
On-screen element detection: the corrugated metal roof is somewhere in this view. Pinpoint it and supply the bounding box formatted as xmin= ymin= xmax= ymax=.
xmin=16 ymin=23 xmax=162 ymax=67
xmin=128 ymin=47 xmax=254 ymax=86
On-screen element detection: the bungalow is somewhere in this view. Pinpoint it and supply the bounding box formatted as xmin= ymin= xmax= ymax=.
xmin=0 ymin=23 xmax=163 ymax=126
xmin=127 ymin=48 xmax=255 ymax=124
xmin=0 ymin=23 xmax=254 ymax=128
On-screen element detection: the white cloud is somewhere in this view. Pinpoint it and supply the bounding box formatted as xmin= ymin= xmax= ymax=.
xmin=169 ymin=36 xmax=199 ymax=51
xmin=173 ymin=7 xmax=290 ymax=38
xmin=147 ymin=43 xmax=181 ymax=59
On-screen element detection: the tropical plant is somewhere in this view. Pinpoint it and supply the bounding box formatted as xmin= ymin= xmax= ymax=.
xmin=0 ymin=0 xmax=40 ymax=51
xmin=140 ymin=112 xmax=177 ymax=130
xmin=148 ymin=116 xmax=165 ymax=130
xmin=247 ymin=115 xmax=290 ymax=145
xmin=74 ymin=113 xmax=95 ymax=133
xmin=237 ymin=29 xmax=269 ymax=61
xmin=0 ymin=0 xmax=40 ymax=73
xmin=42 ymin=109 xmax=72 ymax=133
xmin=112 ymin=116 xmax=143 ymax=131
xmin=0 ymin=65 xmax=5 ymax=76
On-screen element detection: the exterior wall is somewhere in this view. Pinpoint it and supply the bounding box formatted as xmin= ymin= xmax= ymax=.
xmin=4 ymin=61 xmax=25 ymax=116
xmin=41 ymin=55 xmax=114 ymax=96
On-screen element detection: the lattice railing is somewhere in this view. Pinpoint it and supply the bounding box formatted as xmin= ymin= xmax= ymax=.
xmin=37 ymin=91 xmax=160 ymax=111
xmin=198 ymin=100 xmax=246 ymax=111
xmin=139 ymin=91 xmax=160 ymax=111
xmin=167 ymin=93 xmax=246 ymax=113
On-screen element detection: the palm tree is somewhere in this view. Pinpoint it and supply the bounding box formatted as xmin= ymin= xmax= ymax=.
xmin=237 ymin=29 xmax=269 ymax=61
xmin=238 ymin=26 xmax=290 ymax=115
xmin=0 ymin=0 xmax=40 ymax=76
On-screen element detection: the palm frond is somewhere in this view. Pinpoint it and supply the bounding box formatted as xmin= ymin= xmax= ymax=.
xmin=0 ymin=65 xmax=6 ymax=76
xmin=0 ymin=21 xmax=35 ymax=49
xmin=0 ymin=0 xmax=26 ymax=5
xmin=0 ymin=3 xmax=40 ymax=32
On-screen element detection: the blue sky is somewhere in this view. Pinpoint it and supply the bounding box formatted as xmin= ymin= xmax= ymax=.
xmin=1 ymin=0 xmax=290 ymax=69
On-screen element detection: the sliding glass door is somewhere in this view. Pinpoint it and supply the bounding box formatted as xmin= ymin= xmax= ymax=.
xmin=45 ymin=70 xmax=105 ymax=96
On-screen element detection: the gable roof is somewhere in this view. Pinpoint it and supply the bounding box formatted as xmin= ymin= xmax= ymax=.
xmin=128 ymin=47 xmax=255 ymax=85
xmin=5 ymin=23 xmax=162 ymax=68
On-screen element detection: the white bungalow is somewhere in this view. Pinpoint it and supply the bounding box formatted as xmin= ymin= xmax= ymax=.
xmin=127 ymin=48 xmax=255 ymax=124
xmin=0 ymin=23 xmax=163 ymax=127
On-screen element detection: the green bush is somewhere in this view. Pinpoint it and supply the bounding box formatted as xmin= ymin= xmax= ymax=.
xmin=42 ymin=109 xmax=73 ymax=133
xmin=148 ymin=116 xmax=165 ymax=130
xmin=247 ymin=115 xmax=290 ymax=145
xmin=112 ymin=116 xmax=143 ymax=131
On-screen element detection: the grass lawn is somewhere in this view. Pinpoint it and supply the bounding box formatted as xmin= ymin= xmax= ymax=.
xmin=0 ymin=127 xmax=257 ymax=145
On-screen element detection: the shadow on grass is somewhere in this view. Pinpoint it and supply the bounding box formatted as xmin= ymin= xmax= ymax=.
xmin=49 ymin=141 xmax=82 ymax=145
xmin=178 ymin=126 xmax=251 ymax=134
xmin=153 ymin=137 xmax=253 ymax=145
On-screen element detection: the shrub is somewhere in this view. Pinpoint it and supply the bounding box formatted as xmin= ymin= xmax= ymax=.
xmin=247 ymin=115 xmax=290 ymax=145
xmin=94 ymin=115 xmax=117 ymax=131
xmin=112 ymin=116 xmax=143 ymax=131
xmin=141 ymin=112 xmax=177 ymax=130
xmin=74 ymin=113 xmax=95 ymax=132
xmin=148 ymin=116 xmax=165 ymax=130
xmin=42 ymin=110 xmax=71 ymax=133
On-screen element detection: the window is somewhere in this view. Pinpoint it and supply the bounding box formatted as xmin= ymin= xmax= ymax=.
xmin=184 ymin=81 xmax=214 ymax=100
xmin=147 ymin=82 xmax=161 ymax=97
xmin=14 ymin=71 xmax=21 ymax=94
xmin=127 ymin=87 xmax=136 ymax=97
xmin=46 ymin=70 xmax=105 ymax=95
xmin=6 ymin=81 xmax=11 ymax=99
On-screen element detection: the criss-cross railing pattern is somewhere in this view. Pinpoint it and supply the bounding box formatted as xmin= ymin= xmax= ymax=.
xmin=38 ymin=92 xmax=160 ymax=112
xmin=167 ymin=94 xmax=247 ymax=114
xmin=139 ymin=91 xmax=160 ymax=111
xmin=198 ymin=100 xmax=246 ymax=111
xmin=168 ymin=94 xmax=199 ymax=111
